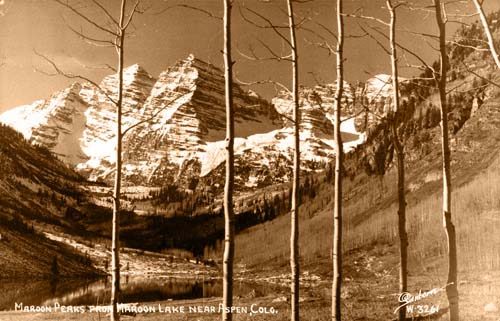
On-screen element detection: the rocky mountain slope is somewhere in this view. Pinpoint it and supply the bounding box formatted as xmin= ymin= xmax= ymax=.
xmin=1 ymin=56 xmax=282 ymax=187
xmin=120 ymin=56 xmax=285 ymax=186
xmin=0 ymin=54 xmax=405 ymax=190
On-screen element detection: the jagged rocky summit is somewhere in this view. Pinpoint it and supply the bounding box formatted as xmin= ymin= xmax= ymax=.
xmin=0 ymin=54 xmax=395 ymax=189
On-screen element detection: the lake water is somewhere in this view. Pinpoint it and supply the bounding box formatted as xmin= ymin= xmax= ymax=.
xmin=0 ymin=276 xmax=224 ymax=311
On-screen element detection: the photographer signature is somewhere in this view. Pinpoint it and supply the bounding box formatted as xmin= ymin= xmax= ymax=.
xmin=394 ymin=282 xmax=453 ymax=315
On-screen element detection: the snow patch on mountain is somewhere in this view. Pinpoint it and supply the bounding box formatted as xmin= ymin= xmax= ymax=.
xmin=198 ymin=116 xmax=364 ymax=178
xmin=365 ymin=74 xmax=394 ymax=102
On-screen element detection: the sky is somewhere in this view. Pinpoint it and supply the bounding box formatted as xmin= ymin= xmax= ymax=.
xmin=1 ymin=0 xmax=499 ymax=112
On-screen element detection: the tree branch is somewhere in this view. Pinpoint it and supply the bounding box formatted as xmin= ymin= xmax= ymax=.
xmin=461 ymin=61 xmax=500 ymax=89
xmin=53 ymin=0 xmax=119 ymax=36
xmin=342 ymin=11 xmax=390 ymax=26
xmin=91 ymin=0 xmax=119 ymax=27
xmin=234 ymin=75 xmax=291 ymax=95
xmin=358 ymin=24 xmax=391 ymax=55
xmin=34 ymin=49 xmax=118 ymax=106
xmin=154 ymin=4 xmax=222 ymax=20
xmin=122 ymin=0 xmax=141 ymax=31
xmin=236 ymin=41 xmax=292 ymax=62
xmin=238 ymin=4 xmax=293 ymax=49
xmin=64 ymin=19 xmax=116 ymax=47
xmin=369 ymin=25 xmax=435 ymax=75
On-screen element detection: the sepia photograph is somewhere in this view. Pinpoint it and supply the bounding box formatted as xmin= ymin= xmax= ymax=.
xmin=0 ymin=0 xmax=499 ymax=320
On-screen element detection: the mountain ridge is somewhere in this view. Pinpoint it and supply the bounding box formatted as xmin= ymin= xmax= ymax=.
xmin=0 ymin=54 xmax=402 ymax=189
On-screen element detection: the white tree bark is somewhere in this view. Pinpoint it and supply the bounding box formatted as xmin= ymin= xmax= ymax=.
xmin=472 ymin=0 xmax=500 ymax=69
xmin=286 ymin=0 xmax=300 ymax=320
xmin=386 ymin=2 xmax=408 ymax=321
xmin=433 ymin=1 xmax=459 ymax=320
xmin=222 ymin=0 xmax=235 ymax=320
xmin=110 ymin=1 xmax=127 ymax=321
xmin=332 ymin=0 xmax=344 ymax=320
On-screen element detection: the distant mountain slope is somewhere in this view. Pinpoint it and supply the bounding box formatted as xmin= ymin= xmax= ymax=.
xmin=0 ymin=124 xmax=99 ymax=278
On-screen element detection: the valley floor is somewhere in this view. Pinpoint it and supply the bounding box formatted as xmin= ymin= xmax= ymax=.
xmin=1 ymin=243 xmax=499 ymax=321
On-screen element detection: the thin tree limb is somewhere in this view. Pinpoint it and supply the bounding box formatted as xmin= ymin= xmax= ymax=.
xmin=65 ymin=21 xmax=116 ymax=47
xmin=122 ymin=0 xmax=141 ymax=31
xmin=238 ymin=5 xmax=293 ymax=49
xmin=369 ymin=25 xmax=436 ymax=75
xmin=358 ymin=24 xmax=391 ymax=55
xmin=235 ymin=76 xmax=291 ymax=95
xmin=154 ymin=4 xmax=222 ymax=20
xmin=54 ymin=0 xmax=118 ymax=36
xmin=91 ymin=0 xmax=119 ymax=27
xmin=342 ymin=12 xmax=390 ymax=26
xmin=33 ymin=49 xmax=118 ymax=106
xmin=461 ymin=61 xmax=500 ymax=89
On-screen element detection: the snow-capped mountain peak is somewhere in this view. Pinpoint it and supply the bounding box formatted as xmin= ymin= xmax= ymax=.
xmin=0 ymin=55 xmax=366 ymax=189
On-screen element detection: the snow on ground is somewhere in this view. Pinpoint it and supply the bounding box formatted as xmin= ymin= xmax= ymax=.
xmin=43 ymin=231 xmax=216 ymax=277
xmin=200 ymin=138 xmax=243 ymax=177
xmin=365 ymin=74 xmax=393 ymax=102
xmin=322 ymin=118 xmax=365 ymax=150
xmin=199 ymin=117 xmax=365 ymax=177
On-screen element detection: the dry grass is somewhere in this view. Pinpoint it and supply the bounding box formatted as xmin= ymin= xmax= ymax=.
xmin=234 ymin=153 xmax=500 ymax=274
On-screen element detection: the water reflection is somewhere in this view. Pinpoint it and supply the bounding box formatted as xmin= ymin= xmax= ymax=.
xmin=0 ymin=277 xmax=222 ymax=311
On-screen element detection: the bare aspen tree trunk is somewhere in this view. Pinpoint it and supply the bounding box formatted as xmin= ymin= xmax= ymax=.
xmin=286 ymin=0 xmax=300 ymax=320
xmin=433 ymin=1 xmax=459 ymax=320
xmin=386 ymin=2 xmax=408 ymax=321
xmin=46 ymin=3 xmax=140 ymax=319
xmin=472 ymin=0 xmax=500 ymax=69
xmin=111 ymin=1 xmax=127 ymax=321
xmin=222 ymin=0 xmax=235 ymax=320
xmin=332 ymin=0 xmax=344 ymax=320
